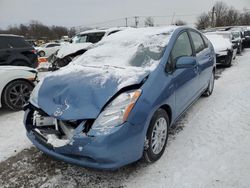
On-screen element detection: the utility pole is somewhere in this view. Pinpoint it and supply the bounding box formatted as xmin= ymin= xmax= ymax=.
xmin=171 ymin=12 xmax=176 ymax=25
xmin=211 ymin=6 xmax=216 ymax=27
xmin=134 ymin=16 xmax=139 ymax=28
xmin=125 ymin=17 xmax=128 ymax=27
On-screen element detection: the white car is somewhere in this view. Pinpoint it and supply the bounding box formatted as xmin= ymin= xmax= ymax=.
xmin=205 ymin=32 xmax=237 ymax=67
xmin=51 ymin=28 xmax=125 ymax=68
xmin=0 ymin=66 xmax=37 ymax=110
xmin=36 ymin=43 xmax=61 ymax=57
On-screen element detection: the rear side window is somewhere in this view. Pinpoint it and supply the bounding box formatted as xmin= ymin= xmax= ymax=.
xmin=7 ymin=37 xmax=31 ymax=48
xmin=171 ymin=32 xmax=193 ymax=62
xmin=190 ymin=31 xmax=205 ymax=53
xmin=87 ymin=32 xmax=105 ymax=43
xmin=107 ymin=30 xmax=120 ymax=36
xmin=0 ymin=37 xmax=10 ymax=49
xmin=47 ymin=44 xmax=60 ymax=47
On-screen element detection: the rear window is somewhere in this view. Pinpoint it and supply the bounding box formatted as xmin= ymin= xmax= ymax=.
xmin=6 ymin=36 xmax=31 ymax=48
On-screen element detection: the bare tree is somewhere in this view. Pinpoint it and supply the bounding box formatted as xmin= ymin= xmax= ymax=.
xmin=174 ymin=20 xmax=187 ymax=26
xmin=144 ymin=17 xmax=154 ymax=27
xmin=196 ymin=13 xmax=211 ymax=30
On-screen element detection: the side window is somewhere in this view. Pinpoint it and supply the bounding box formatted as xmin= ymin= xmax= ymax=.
xmin=171 ymin=32 xmax=193 ymax=62
xmin=7 ymin=37 xmax=31 ymax=48
xmin=190 ymin=31 xmax=205 ymax=53
xmin=202 ymin=35 xmax=209 ymax=48
xmin=166 ymin=32 xmax=193 ymax=72
xmin=47 ymin=44 xmax=60 ymax=48
xmin=107 ymin=30 xmax=120 ymax=36
xmin=0 ymin=37 xmax=10 ymax=49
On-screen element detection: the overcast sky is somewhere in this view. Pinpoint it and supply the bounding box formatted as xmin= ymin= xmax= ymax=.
xmin=0 ymin=0 xmax=249 ymax=29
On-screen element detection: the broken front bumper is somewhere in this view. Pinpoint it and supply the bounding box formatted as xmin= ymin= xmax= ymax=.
xmin=24 ymin=108 xmax=145 ymax=169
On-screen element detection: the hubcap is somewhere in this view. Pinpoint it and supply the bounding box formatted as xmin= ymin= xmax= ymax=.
xmin=151 ymin=117 xmax=168 ymax=155
xmin=9 ymin=84 xmax=31 ymax=108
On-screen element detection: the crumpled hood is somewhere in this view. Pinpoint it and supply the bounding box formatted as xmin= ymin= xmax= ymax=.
xmin=56 ymin=43 xmax=93 ymax=59
xmin=36 ymin=65 xmax=150 ymax=120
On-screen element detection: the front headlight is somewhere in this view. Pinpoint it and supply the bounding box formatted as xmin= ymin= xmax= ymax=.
xmin=29 ymin=82 xmax=42 ymax=108
xmin=91 ymin=89 xmax=142 ymax=134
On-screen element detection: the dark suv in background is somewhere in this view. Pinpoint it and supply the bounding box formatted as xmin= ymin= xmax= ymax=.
xmin=0 ymin=34 xmax=38 ymax=68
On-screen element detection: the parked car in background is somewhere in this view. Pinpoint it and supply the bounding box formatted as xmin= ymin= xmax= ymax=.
xmin=24 ymin=26 xmax=216 ymax=169
xmin=0 ymin=34 xmax=38 ymax=68
xmin=0 ymin=66 xmax=37 ymax=110
xmin=205 ymin=33 xmax=236 ymax=67
xmin=50 ymin=27 xmax=125 ymax=68
xmin=244 ymin=28 xmax=250 ymax=47
xmin=35 ymin=42 xmax=61 ymax=57
xmin=231 ymin=30 xmax=243 ymax=54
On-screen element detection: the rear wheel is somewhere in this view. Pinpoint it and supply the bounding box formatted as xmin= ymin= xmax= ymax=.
xmin=203 ymin=71 xmax=215 ymax=97
xmin=2 ymin=80 xmax=34 ymax=111
xmin=143 ymin=109 xmax=169 ymax=162
xmin=224 ymin=53 xmax=233 ymax=67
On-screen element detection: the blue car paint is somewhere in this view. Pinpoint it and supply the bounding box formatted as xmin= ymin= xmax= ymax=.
xmin=37 ymin=67 xmax=149 ymax=120
xmin=24 ymin=27 xmax=215 ymax=169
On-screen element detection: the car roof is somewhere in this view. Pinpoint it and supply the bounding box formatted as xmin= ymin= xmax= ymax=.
xmin=0 ymin=34 xmax=23 ymax=38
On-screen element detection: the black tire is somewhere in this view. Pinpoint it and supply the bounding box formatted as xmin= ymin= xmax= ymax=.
xmin=12 ymin=60 xmax=29 ymax=67
xmin=2 ymin=80 xmax=34 ymax=111
xmin=224 ymin=53 xmax=233 ymax=67
xmin=203 ymin=71 xmax=215 ymax=97
xmin=143 ymin=109 xmax=169 ymax=163
xmin=38 ymin=51 xmax=45 ymax=57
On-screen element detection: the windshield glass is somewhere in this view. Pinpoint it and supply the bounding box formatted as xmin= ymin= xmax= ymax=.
xmin=72 ymin=35 xmax=87 ymax=43
xmin=232 ymin=32 xmax=240 ymax=39
xmin=73 ymin=27 xmax=175 ymax=69
xmin=245 ymin=31 xmax=250 ymax=36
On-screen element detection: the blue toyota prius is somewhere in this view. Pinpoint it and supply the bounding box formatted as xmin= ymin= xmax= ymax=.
xmin=24 ymin=26 xmax=216 ymax=169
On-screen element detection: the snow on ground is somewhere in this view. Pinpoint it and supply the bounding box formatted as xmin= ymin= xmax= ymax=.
xmin=0 ymin=50 xmax=250 ymax=187
xmin=125 ymin=50 xmax=250 ymax=188
xmin=0 ymin=109 xmax=31 ymax=162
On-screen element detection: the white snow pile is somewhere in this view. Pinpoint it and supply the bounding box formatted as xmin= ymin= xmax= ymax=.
xmin=205 ymin=34 xmax=232 ymax=54
xmin=56 ymin=43 xmax=93 ymax=58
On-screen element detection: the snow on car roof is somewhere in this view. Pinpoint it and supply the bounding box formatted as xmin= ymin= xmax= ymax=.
xmin=73 ymin=26 xmax=177 ymax=69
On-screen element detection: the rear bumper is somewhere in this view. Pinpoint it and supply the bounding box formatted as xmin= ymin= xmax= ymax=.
xmin=24 ymin=110 xmax=145 ymax=169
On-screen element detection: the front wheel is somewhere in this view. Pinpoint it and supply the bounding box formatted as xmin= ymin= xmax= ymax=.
xmin=203 ymin=72 xmax=215 ymax=97
xmin=2 ymin=80 xmax=34 ymax=110
xmin=143 ymin=109 xmax=169 ymax=162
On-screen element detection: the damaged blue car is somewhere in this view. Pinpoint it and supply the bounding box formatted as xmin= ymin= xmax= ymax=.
xmin=24 ymin=26 xmax=216 ymax=169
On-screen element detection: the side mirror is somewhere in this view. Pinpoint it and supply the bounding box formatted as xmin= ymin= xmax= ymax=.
xmin=176 ymin=56 xmax=196 ymax=69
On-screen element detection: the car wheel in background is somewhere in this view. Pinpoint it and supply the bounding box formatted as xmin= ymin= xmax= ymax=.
xmin=2 ymin=80 xmax=34 ymax=111
xmin=143 ymin=109 xmax=169 ymax=163
xmin=38 ymin=51 xmax=45 ymax=57
xmin=224 ymin=52 xmax=233 ymax=67
xmin=203 ymin=71 xmax=215 ymax=97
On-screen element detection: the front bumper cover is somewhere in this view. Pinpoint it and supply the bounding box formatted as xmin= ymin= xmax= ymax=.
xmin=24 ymin=108 xmax=145 ymax=169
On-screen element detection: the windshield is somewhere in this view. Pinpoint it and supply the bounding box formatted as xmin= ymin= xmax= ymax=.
xmin=232 ymin=32 xmax=240 ymax=39
xmin=73 ymin=27 xmax=175 ymax=69
xmin=245 ymin=31 xmax=250 ymax=36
